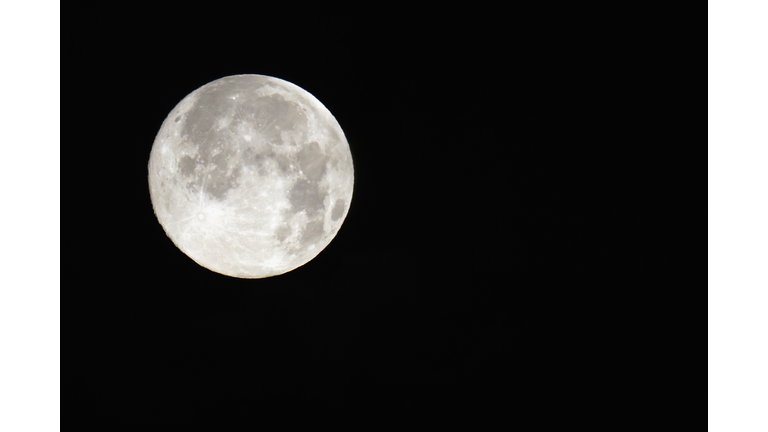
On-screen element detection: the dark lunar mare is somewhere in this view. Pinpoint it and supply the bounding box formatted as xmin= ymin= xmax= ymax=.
xmin=176 ymin=75 xmax=336 ymax=250
xmin=179 ymin=76 xmax=312 ymax=202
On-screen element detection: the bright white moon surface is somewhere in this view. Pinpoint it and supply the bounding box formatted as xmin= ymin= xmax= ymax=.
xmin=148 ymin=74 xmax=354 ymax=278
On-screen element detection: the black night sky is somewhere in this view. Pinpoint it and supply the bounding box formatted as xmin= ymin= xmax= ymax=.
xmin=70 ymin=12 xmax=649 ymax=423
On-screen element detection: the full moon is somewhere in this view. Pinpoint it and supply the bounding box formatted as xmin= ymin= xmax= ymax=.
xmin=148 ymin=74 xmax=354 ymax=278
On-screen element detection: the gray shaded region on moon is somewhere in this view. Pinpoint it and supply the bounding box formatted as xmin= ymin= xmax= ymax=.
xmin=180 ymin=76 xmax=310 ymax=201
xmin=148 ymin=74 xmax=354 ymax=278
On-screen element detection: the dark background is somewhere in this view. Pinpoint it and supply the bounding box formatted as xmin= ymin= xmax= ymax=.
xmin=71 ymin=10 xmax=650 ymax=424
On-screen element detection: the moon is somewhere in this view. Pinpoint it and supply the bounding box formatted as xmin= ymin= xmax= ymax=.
xmin=148 ymin=74 xmax=354 ymax=278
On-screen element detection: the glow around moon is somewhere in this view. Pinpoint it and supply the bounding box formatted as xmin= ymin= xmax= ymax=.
xmin=148 ymin=75 xmax=354 ymax=278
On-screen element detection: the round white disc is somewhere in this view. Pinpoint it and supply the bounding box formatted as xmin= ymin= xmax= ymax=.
xmin=148 ymin=74 xmax=354 ymax=278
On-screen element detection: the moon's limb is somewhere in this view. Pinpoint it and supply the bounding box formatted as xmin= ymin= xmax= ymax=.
xmin=148 ymin=75 xmax=354 ymax=278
